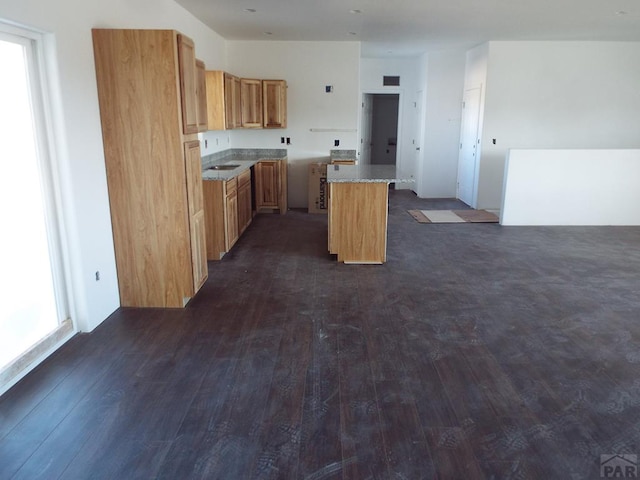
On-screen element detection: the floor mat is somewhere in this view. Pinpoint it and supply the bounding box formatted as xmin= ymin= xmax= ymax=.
xmin=408 ymin=209 xmax=499 ymax=224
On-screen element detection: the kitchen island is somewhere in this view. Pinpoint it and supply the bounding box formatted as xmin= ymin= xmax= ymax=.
xmin=327 ymin=164 xmax=413 ymax=264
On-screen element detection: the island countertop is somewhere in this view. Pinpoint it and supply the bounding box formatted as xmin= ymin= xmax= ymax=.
xmin=326 ymin=164 xmax=414 ymax=184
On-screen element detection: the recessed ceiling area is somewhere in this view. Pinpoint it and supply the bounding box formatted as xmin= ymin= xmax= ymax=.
xmin=175 ymin=0 xmax=640 ymax=57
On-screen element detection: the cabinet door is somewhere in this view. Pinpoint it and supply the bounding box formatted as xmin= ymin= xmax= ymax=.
xmin=195 ymin=59 xmax=208 ymax=133
xmin=240 ymin=78 xmax=263 ymax=128
xmin=177 ymin=34 xmax=198 ymax=135
xmin=262 ymin=80 xmax=287 ymax=129
xmin=237 ymin=171 xmax=252 ymax=235
xmin=205 ymin=70 xmax=225 ymax=130
xmin=224 ymin=73 xmax=242 ymax=129
xmin=225 ymin=188 xmax=239 ymax=250
xmin=255 ymin=160 xmax=279 ymax=209
xmin=184 ymin=140 xmax=207 ymax=291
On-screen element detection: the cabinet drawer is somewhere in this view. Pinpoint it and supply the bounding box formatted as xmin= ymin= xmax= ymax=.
xmin=225 ymin=177 xmax=237 ymax=195
xmin=237 ymin=169 xmax=251 ymax=188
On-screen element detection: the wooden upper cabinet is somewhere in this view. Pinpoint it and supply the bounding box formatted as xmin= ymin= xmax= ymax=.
xmin=205 ymin=71 xmax=241 ymax=130
xmin=226 ymin=73 xmax=242 ymax=129
xmin=240 ymin=78 xmax=263 ymax=128
xmin=195 ymin=59 xmax=208 ymax=133
xmin=263 ymin=80 xmax=287 ymax=129
xmin=177 ymin=33 xmax=198 ymax=135
xmin=204 ymin=72 xmax=286 ymax=130
xmin=205 ymin=71 xmax=225 ymax=130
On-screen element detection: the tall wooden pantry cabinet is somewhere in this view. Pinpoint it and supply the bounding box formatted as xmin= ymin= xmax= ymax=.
xmin=92 ymin=29 xmax=208 ymax=308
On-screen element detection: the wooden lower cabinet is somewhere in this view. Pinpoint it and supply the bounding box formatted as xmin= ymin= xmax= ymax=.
xmin=255 ymin=159 xmax=287 ymax=214
xmin=203 ymin=160 xmax=286 ymax=260
xmin=328 ymin=182 xmax=389 ymax=264
xmin=225 ymin=178 xmax=239 ymax=250
xmin=203 ymin=177 xmax=239 ymax=260
xmin=237 ymin=169 xmax=252 ymax=234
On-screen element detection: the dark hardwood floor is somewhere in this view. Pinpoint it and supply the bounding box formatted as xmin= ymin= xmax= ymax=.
xmin=2 ymin=190 xmax=640 ymax=479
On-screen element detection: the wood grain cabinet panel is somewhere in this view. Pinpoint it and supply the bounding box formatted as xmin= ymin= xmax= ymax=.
xmin=255 ymin=160 xmax=288 ymax=214
xmin=262 ymin=80 xmax=287 ymax=129
xmin=328 ymin=182 xmax=389 ymax=264
xmin=195 ymin=59 xmax=208 ymax=133
xmin=203 ymin=177 xmax=240 ymax=260
xmin=184 ymin=141 xmax=208 ymax=291
xmin=227 ymin=73 xmax=242 ymax=129
xmin=205 ymin=71 xmax=225 ymax=130
xmin=177 ymin=33 xmax=198 ymax=135
xmin=225 ymin=178 xmax=239 ymax=250
xmin=240 ymin=78 xmax=263 ymax=128
xmin=237 ymin=169 xmax=252 ymax=235
xmin=92 ymin=28 xmax=205 ymax=307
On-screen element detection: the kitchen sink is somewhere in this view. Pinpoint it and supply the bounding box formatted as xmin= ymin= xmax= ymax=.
xmin=207 ymin=164 xmax=240 ymax=171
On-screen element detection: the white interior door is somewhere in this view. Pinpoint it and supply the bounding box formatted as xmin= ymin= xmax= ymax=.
xmin=457 ymin=87 xmax=481 ymax=207
xmin=414 ymin=90 xmax=424 ymax=194
xmin=360 ymin=94 xmax=373 ymax=164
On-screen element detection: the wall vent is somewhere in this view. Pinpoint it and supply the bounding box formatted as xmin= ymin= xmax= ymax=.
xmin=383 ymin=76 xmax=400 ymax=86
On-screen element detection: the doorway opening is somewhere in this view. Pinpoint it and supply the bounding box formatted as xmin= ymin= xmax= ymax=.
xmin=360 ymin=93 xmax=399 ymax=166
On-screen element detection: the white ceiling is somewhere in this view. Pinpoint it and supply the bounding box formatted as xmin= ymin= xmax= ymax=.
xmin=175 ymin=0 xmax=640 ymax=57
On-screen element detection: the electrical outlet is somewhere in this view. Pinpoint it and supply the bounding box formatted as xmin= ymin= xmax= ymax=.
xmin=334 ymin=139 xmax=340 ymax=147
xmin=286 ymin=137 xmax=291 ymax=145
xmin=325 ymin=85 xmax=333 ymax=93
xmin=281 ymin=137 xmax=285 ymax=144
xmin=95 ymin=271 xmax=100 ymax=281
xmin=204 ymin=139 xmax=208 ymax=148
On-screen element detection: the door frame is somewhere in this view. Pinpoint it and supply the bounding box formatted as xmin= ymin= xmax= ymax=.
xmin=456 ymin=85 xmax=483 ymax=208
xmin=357 ymin=89 xmax=404 ymax=173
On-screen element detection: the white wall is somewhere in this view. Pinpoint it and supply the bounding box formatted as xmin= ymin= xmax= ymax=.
xmin=501 ymin=149 xmax=640 ymax=225
xmin=0 ymin=0 xmax=226 ymax=331
xmin=225 ymin=41 xmax=361 ymax=209
xmin=360 ymin=57 xmax=420 ymax=189
xmin=418 ymin=50 xmax=466 ymax=198
xmin=478 ymin=41 xmax=640 ymax=210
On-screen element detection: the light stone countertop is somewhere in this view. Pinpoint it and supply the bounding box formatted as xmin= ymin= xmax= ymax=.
xmin=201 ymin=148 xmax=287 ymax=181
xmin=326 ymin=164 xmax=414 ymax=184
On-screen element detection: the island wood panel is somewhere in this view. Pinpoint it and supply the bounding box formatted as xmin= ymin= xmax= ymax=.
xmin=93 ymin=29 xmax=193 ymax=307
xmin=328 ymin=182 xmax=389 ymax=264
